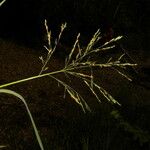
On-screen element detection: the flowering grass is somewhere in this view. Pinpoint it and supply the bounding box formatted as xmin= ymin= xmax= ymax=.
xmin=0 ymin=18 xmax=137 ymax=149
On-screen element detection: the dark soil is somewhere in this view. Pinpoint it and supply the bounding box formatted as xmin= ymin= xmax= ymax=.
xmin=0 ymin=38 xmax=150 ymax=150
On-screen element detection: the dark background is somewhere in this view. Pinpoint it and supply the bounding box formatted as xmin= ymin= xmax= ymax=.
xmin=0 ymin=0 xmax=149 ymax=53
xmin=0 ymin=1 xmax=150 ymax=149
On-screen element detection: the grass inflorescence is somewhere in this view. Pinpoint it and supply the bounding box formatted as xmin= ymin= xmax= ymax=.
xmin=0 ymin=19 xmax=137 ymax=149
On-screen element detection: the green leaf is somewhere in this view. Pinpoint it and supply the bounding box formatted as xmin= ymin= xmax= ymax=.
xmin=0 ymin=89 xmax=44 ymax=150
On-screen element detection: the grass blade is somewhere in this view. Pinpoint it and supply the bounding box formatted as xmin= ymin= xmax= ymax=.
xmin=0 ymin=89 xmax=44 ymax=150
xmin=0 ymin=0 xmax=6 ymax=7
xmin=0 ymin=145 xmax=7 ymax=149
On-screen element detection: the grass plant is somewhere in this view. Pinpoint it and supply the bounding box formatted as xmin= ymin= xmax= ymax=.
xmin=0 ymin=19 xmax=137 ymax=149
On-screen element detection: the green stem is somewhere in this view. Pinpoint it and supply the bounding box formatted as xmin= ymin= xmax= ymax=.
xmin=0 ymin=69 xmax=64 ymax=89
xmin=0 ymin=62 xmax=136 ymax=89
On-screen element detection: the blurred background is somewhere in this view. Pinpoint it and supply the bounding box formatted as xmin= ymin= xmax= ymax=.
xmin=0 ymin=0 xmax=149 ymax=56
